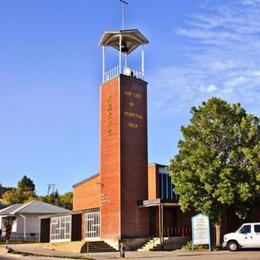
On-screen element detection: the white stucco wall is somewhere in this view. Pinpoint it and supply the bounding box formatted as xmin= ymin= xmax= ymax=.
xmin=25 ymin=215 xmax=41 ymax=234
xmin=13 ymin=214 xmax=41 ymax=237
xmin=12 ymin=218 xmax=17 ymax=232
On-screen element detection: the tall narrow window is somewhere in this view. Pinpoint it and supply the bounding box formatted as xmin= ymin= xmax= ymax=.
xmin=85 ymin=209 xmax=100 ymax=239
xmin=159 ymin=167 xmax=178 ymax=201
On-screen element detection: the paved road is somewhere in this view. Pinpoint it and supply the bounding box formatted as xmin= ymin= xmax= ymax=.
xmin=1 ymin=250 xmax=260 ymax=260
xmin=88 ymin=250 xmax=260 ymax=260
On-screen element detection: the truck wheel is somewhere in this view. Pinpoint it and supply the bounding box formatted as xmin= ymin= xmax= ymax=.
xmin=227 ymin=241 xmax=239 ymax=251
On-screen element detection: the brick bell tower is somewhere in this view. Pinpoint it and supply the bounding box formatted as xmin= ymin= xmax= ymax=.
xmin=99 ymin=27 xmax=149 ymax=239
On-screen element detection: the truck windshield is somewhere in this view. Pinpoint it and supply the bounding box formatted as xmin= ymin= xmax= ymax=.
xmin=239 ymin=225 xmax=251 ymax=234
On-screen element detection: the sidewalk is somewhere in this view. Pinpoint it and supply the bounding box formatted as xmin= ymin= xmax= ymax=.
xmin=0 ymin=245 xmax=8 ymax=255
xmin=1 ymin=243 xmax=260 ymax=260
xmin=1 ymin=244 xmax=92 ymax=259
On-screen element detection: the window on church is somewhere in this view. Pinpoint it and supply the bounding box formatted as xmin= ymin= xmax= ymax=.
xmin=85 ymin=208 xmax=100 ymax=239
xmin=50 ymin=215 xmax=71 ymax=242
xmin=158 ymin=167 xmax=178 ymax=201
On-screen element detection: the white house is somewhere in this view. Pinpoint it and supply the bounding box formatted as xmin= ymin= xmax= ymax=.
xmin=0 ymin=200 xmax=70 ymax=239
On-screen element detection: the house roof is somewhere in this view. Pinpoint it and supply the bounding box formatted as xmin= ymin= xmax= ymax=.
xmin=0 ymin=200 xmax=70 ymax=216
xmin=0 ymin=204 xmax=23 ymax=214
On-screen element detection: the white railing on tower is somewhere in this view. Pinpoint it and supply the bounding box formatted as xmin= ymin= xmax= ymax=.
xmin=103 ymin=66 xmax=144 ymax=82
xmin=104 ymin=66 xmax=120 ymax=82
xmin=131 ymin=69 xmax=144 ymax=80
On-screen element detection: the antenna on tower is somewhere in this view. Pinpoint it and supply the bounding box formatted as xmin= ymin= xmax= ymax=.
xmin=120 ymin=0 xmax=128 ymax=30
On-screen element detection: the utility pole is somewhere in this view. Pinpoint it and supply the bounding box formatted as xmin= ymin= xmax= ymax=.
xmin=47 ymin=184 xmax=55 ymax=195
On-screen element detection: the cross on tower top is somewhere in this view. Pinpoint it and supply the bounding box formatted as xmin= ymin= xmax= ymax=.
xmin=99 ymin=0 xmax=149 ymax=82
xmin=120 ymin=0 xmax=128 ymax=30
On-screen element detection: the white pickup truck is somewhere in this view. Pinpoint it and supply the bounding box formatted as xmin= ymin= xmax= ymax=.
xmin=222 ymin=223 xmax=260 ymax=251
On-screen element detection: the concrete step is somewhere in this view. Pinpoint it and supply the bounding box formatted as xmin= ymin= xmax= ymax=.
xmin=151 ymin=237 xmax=190 ymax=251
xmin=80 ymin=241 xmax=118 ymax=253
xmin=137 ymin=238 xmax=162 ymax=252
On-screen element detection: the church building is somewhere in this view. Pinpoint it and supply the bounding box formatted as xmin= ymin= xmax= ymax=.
xmin=39 ymin=12 xmax=260 ymax=252
xmin=40 ymin=26 xmax=192 ymax=250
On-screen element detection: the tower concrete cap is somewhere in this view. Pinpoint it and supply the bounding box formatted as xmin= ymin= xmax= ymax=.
xmin=99 ymin=29 xmax=149 ymax=55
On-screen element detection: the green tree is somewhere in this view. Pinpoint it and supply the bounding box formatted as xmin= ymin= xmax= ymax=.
xmin=18 ymin=175 xmax=35 ymax=192
xmin=59 ymin=192 xmax=73 ymax=210
xmin=0 ymin=183 xmax=3 ymax=198
xmin=38 ymin=190 xmax=60 ymax=205
xmin=2 ymin=176 xmax=36 ymax=205
xmin=0 ymin=184 xmax=13 ymax=198
xmin=169 ymin=97 xmax=260 ymax=247
xmin=2 ymin=188 xmax=35 ymax=204
xmin=38 ymin=191 xmax=73 ymax=210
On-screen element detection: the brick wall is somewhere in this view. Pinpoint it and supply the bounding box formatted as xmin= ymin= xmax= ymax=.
xmin=100 ymin=77 xmax=121 ymax=239
xmin=120 ymin=76 xmax=149 ymax=238
xmin=100 ymin=75 xmax=149 ymax=239
xmin=148 ymin=164 xmax=159 ymax=200
xmin=73 ymin=175 xmax=100 ymax=211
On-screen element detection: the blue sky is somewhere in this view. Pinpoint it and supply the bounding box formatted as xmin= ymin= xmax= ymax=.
xmin=0 ymin=0 xmax=259 ymax=195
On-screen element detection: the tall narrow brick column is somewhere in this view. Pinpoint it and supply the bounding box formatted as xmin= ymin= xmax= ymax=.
xmin=100 ymin=74 xmax=149 ymax=239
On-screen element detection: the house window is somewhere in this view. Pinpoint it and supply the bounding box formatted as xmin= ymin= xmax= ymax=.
xmin=85 ymin=209 xmax=100 ymax=239
xmin=50 ymin=215 xmax=71 ymax=241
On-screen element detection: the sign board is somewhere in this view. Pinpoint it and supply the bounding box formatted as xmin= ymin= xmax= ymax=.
xmin=192 ymin=213 xmax=211 ymax=250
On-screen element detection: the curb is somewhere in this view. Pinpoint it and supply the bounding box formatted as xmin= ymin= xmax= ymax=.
xmin=6 ymin=247 xmax=94 ymax=260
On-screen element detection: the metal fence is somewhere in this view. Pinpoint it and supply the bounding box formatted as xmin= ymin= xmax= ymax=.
xmin=104 ymin=66 xmax=144 ymax=82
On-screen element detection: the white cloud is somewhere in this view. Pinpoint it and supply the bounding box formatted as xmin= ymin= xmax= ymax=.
xmin=200 ymin=84 xmax=218 ymax=93
xmin=149 ymin=1 xmax=260 ymax=117
xmin=241 ymin=0 xmax=260 ymax=5
xmin=252 ymin=70 xmax=260 ymax=76
xmin=211 ymin=61 xmax=237 ymax=72
xmin=224 ymin=77 xmax=250 ymax=88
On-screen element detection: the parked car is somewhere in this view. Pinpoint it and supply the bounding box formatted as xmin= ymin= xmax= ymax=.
xmin=222 ymin=223 xmax=260 ymax=251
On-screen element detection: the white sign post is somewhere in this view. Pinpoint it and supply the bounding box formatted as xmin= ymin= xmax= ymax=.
xmin=192 ymin=213 xmax=211 ymax=251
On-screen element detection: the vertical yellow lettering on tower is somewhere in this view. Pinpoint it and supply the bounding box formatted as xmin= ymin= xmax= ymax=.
xmin=107 ymin=96 xmax=112 ymax=136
